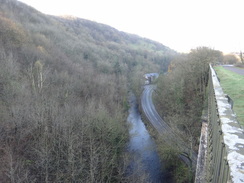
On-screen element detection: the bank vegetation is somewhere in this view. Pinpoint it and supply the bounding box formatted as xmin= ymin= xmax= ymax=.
xmin=154 ymin=47 xmax=224 ymax=182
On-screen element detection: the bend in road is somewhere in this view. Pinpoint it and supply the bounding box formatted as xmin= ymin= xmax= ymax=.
xmin=141 ymin=84 xmax=197 ymax=166
xmin=141 ymin=85 xmax=171 ymax=134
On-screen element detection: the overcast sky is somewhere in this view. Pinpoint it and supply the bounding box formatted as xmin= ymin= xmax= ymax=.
xmin=18 ymin=0 xmax=244 ymax=53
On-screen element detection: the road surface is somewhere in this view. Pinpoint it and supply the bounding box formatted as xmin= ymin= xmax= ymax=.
xmin=141 ymin=84 xmax=197 ymax=166
xmin=222 ymin=65 xmax=244 ymax=75
xmin=141 ymin=85 xmax=171 ymax=134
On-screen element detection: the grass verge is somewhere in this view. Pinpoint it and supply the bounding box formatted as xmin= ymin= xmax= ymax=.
xmin=214 ymin=66 xmax=244 ymax=126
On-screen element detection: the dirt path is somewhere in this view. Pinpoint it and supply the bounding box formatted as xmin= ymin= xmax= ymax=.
xmin=222 ymin=65 xmax=244 ymax=75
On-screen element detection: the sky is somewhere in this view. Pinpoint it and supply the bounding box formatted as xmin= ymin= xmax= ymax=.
xmin=18 ymin=0 xmax=244 ymax=53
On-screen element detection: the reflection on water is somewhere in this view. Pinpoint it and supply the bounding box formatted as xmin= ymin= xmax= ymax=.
xmin=127 ymin=93 xmax=165 ymax=183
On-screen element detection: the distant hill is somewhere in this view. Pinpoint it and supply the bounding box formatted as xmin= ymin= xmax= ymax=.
xmin=57 ymin=15 xmax=172 ymax=52
xmin=0 ymin=0 xmax=176 ymax=182
xmin=0 ymin=0 xmax=175 ymax=73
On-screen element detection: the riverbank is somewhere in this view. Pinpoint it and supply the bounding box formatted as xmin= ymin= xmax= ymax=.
xmin=127 ymin=92 xmax=166 ymax=182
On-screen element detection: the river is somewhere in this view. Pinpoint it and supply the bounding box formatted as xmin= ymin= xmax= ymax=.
xmin=127 ymin=93 xmax=166 ymax=183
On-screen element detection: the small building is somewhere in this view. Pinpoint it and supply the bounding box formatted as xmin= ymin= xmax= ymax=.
xmin=143 ymin=73 xmax=159 ymax=84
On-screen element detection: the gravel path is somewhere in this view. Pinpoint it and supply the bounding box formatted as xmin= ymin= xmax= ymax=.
xmin=222 ymin=65 xmax=244 ymax=75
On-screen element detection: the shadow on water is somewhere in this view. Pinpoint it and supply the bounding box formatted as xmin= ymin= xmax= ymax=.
xmin=127 ymin=93 xmax=167 ymax=183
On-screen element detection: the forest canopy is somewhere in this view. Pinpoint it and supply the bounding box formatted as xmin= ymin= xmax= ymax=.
xmin=0 ymin=0 xmax=175 ymax=182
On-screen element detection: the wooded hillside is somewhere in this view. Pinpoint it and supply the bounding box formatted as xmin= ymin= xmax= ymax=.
xmin=154 ymin=47 xmax=223 ymax=182
xmin=0 ymin=0 xmax=175 ymax=182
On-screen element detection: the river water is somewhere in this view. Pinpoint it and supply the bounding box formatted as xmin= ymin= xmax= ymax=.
xmin=127 ymin=93 xmax=166 ymax=183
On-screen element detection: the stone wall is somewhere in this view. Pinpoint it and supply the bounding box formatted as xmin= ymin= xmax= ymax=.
xmin=195 ymin=65 xmax=244 ymax=183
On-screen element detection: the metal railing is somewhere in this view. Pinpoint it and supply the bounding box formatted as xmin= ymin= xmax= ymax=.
xmin=205 ymin=65 xmax=244 ymax=183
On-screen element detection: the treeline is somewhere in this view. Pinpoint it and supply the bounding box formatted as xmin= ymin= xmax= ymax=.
xmin=0 ymin=47 xmax=128 ymax=182
xmin=0 ymin=0 xmax=175 ymax=182
xmin=154 ymin=47 xmax=223 ymax=182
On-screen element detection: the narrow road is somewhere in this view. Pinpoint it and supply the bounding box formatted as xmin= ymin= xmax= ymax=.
xmin=141 ymin=85 xmax=171 ymax=134
xmin=222 ymin=65 xmax=244 ymax=75
xmin=141 ymin=85 xmax=186 ymax=143
xmin=141 ymin=84 xmax=197 ymax=166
